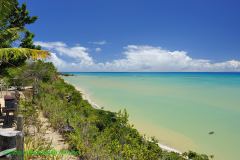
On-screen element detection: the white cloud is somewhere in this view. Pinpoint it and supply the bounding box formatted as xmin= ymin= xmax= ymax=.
xmin=35 ymin=41 xmax=66 ymax=48
xmin=95 ymin=47 xmax=102 ymax=52
xmin=35 ymin=41 xmax=94 ymax=66
xmin=36 ymin=41 xmax=240 ymax=72
xmin=48 ymin=52 xmax=67 ymax=67
xmin=89 ymin=40 xmax=107 ymax=45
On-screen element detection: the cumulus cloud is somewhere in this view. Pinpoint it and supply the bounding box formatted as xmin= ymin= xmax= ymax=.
xmin=49 ymin=52 xmax=66 ymax=67
xmin=35 ymin=41 xmax=94 ymax=66
xmin=35 ymin=41 xmax=240 ymax=72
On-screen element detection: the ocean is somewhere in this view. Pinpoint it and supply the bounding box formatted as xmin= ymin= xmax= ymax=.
xmin=62 ymin=72 xmax=240 ymax=160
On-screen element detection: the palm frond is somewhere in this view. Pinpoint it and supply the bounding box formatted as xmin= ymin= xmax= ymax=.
xmin=0 ymin=48 xmax=50 ymax=62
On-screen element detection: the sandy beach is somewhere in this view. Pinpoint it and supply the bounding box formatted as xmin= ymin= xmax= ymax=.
xmin=75 ymin=86 xmax=101 ymax=109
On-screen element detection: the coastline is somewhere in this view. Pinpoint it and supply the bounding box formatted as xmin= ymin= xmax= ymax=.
xmin=63 ymin=78 xmax=101 ymax=109
xmin=75 ymin=86 xmax=101 ymax=109
xmin=63 ymin=78 xmax=182 ymax=154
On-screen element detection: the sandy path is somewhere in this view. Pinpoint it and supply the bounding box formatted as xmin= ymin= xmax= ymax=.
xmin=17 ymin=89 xmax=78 ymax=159
xmin=0 ymin=88 xmax=78 ymax=159
xmin=38 ymin=111 xmax=78 ymax=160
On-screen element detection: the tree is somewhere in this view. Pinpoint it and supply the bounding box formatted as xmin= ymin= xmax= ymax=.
xmin=1 ymin=0 xmax=39 ymax=48
xmin=0 ymin=0 xmax=16 ymax=25
xmin=20 ymin=31 xmax=41 ymax=49
xmin=0 ymin=0 xmax=49 ymax=74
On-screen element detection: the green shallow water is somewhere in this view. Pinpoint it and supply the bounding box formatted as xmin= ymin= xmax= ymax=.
xmin=63 ymin=73 xmax=240 ymax=160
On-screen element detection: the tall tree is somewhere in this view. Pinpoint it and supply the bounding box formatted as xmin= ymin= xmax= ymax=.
xmin=0 ymin=0 xmax=40 ymax=48
xmin=0 ymin=0 xmax=49 ymax=74
xmin=0 ymin=0 xmax=16 ymax=25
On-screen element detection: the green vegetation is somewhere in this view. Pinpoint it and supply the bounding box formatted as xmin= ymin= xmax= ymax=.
xmin=0 ymin=0 xmax=49 ymax=74
xmin=0 ymin=1 xmax=211 ymax=159
xmin=18 ymin=97 xmax=63 ymax=160
xmin=0 ymin=0 xmax=39 ymax=48
xmin=58 ymin=72 xmax=74 ymax=76
xmin=10 ymin=61 xmax=210 ymax=160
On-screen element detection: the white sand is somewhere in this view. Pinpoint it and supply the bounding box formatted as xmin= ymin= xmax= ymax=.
xmin=75 ymin=86 xmax=101 ymax=109
xmin=158 ymin=143 xmax=182 ymax=154
xmin=63 ymin=80 xmax=101 ymax=109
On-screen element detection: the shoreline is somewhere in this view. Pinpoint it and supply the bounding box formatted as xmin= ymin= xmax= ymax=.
xmin=63 ymin=79 xmax=101 ymax=110
xmin=75 ymin=86 xmax=101 ymax=109
xmin=63 ymin=78 xmax=182 ymax=154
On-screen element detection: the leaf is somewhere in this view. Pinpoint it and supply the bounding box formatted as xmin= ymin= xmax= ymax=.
xmin=0 ymin=48 xmax=50 ymax=62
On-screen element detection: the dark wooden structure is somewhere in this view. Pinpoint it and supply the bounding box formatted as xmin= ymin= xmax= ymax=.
xmin=2 ymin=96 xmax=17 ymax=128
xmin=0 ymin=116 xmax=23 ymax=160
xmin=0 ymin=92 xmax=24 ymax=160
xmin=4 ymin=96 xmax=16 ymax=109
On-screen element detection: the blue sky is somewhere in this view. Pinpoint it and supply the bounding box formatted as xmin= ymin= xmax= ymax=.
xmin=20 ymin=0 xmax=240 ymax=71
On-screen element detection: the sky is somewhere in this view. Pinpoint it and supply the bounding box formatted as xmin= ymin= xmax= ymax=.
xmin=20 ymin=0 xmax=240 ymax=71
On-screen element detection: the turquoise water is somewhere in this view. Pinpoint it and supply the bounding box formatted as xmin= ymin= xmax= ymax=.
xmin=63 ymin=72 xmax=240 ymax=160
